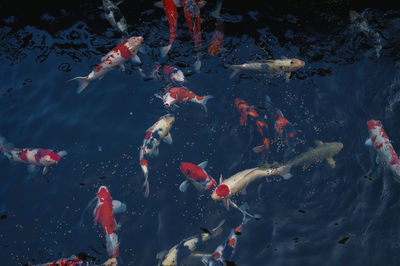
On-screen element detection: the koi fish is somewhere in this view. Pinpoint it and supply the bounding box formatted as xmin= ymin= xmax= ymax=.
xmin=228 ymin=58 xmax=305 ymax=79
xmin=148 ymin=64 xmax=186 ymax=84
xmin=208 ymin=0 xmax=224 ymax=56
xmin=102 ymin=0 xmax=128 ymax=36
xmin=69 ymin=36 xmax=143 ymax=94
xmin=160 ymin=0 xmax=178 ymax=57
xmin=264 ymin=95 xmax=297 ymax=144
xmin=349 ymin=10 xmax=383 ymax=58
xmin=202 ymin=212 xmax=249 ymax=266
xmin=156 ymin=87 xmax=213 ymax=112
xmin=234 ymin=98 xmax=259 ymax=126
xmin=156 ymin=219 xmax=225 ymax=266
xmin=182 ymin=0 xmax=202 ymax=71
xmin=211 ymin=166 xmax=291 ymax=209
xmin=365 ymin=120 xmax=400 ymax=179
xmin=94 ymin=186 xmax=126 ymax=258
xmin=0 ymin=136 xmax=67 ymax=174
xmin=179 ymin=161 xmax=217 ymax=192
xmin=140 ymin=114 xmax=175 ymax=197
xmin=37 ymin=256 xmax=118 ymax=266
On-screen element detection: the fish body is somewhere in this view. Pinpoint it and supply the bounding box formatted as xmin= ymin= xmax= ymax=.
xmin=211 ymin=166 xmax=290 ymax=202
xmin=161 ymin=0 xmax=178 ymax=57
xmin=150 ymin=64 xmax=186 ymax=84
xmin=94 ymin=186 xmax=126 ymax=258
xmin=234 ymin=98 xmax=259 ymax=126
xmin=264 ymin=95 xmax=297 ymax=144
xmin=102 ymin=0 xmax=128 ymax=35
xmin=157 ymin=220 xmax=225 ymax=266
xmin=228 ymin=58 xmax=305 ymax=79
xmin=285 ymin=140 xmax=343 ymax=169
xmin=179 ymin=161 xmax=217 ymax=192
xmin=0 ymin=136 xmax=67 ymax=174
xmin=160 ymin=87 xmax=213 ymax=111
xmin=38 ymin=257 xmax=85 ymax=266
xmin=208 ymin=0 xmax=224 ymax=55
xmin=70 ymin=36 xmax=143 ymax=94
xmin=349 ymin=10 xmax=382 ymax=57
xmin=365 ymin=120 xmax=400 ymax=179
xmin=140 ymin=114 xmax=175 ymax=197
xmin=182 ymin=0 xmax=202 ymax=71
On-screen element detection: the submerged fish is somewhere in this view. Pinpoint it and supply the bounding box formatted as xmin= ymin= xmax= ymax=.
xmin=160 ymin=0 xmax=178 ymax=57
xmin=0 ymin=136 xmax=67 ymax=174
xmin=102 ymin=0 xmax=128 ymax=36
xmin=93 ymin=186 xmax=126 ymax=258
xmin=228 ymin=58 xmax=305 ymax=79
xmin=179 ymin=160 xmax=217 ymax=192
xmin=148 ymin=64 xmax=186 ymax=84
xmin=69 ymin=36 xmax=143 ymax=93
xmin=365 ymin=120 xmax=400 ymax=180
xmin=156 ymin=220 xmax=225 ymax=266
xmin=140 ymin=114 xmax=175 ymax=197
xmin=349 ymin=10 xmax=383 ymax=58
xmin=208 ymin=0 xmax=224 ymax=56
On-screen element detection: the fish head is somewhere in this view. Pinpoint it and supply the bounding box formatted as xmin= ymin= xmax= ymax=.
xmin=180 ymin=162 xmax=195 ymax=177
xmin=170 ymin=69 xmax=185 ymax=83
xmin=97 ymin=186 xmax=112 ymax=203
xmin=162 ymin=113 xmax=175 ymax=127
xmin=38 ymin=150 xmax=61 ymax=165
xmin=126 ymin=36 xmax=144 ymax=53
xmin=163 ymin=93 xmax=178 ymax=107
xmin=211 ymin=184 xmax=230 ymax=200
xmin=287 ymin=58 xmax=305 ymax=71
xmin=367 ymin=119 xmax=382 ymax=130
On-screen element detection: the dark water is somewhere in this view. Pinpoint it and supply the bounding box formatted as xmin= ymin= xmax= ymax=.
xmin=1 ymin=0 xmax=400 ymax=265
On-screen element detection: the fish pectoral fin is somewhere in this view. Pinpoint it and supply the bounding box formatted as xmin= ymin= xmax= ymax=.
xmin=118 ymin=64 xmax=126 ymax=72
xmin=156 ymin=250 xmax=168 ymax=260
xmin=314 ymin=140 xmax=324 ymax=146
xmin=365 ymin=138 xmax=372 ymax=146
xmin=223 ymin=198 xmax=230 ymax=210
xmin=112 ymin=200 xmax=127 ymax=214
xmin=179 ymin=180 xmax=190 ymax=192
xmin=42 ymin=166 xmax=49 ymax=175
xmin=326 ymin=157 xmax=336 ymax=168
xmin=163 ymin=133 xmax=173 ymax=144
xmin=285 ymin=72 xmax=291 ymax=82
xmin=240 ymin=186 xmax=247 ymax=195
xmin=219 ymin=174 xmax=224 ymax=184
xmin=131 ymin=54 xmax=142 ymax=65
xmin=197 ymin=160 xmax=208 ymax=169
xmin=190 ymin=252 xmax=212 ymax=258
xmin=114 ymin=0 xmax=124 ymax=5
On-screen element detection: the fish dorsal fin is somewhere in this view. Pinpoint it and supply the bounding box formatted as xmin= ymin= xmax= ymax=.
xmin=156 ymin=250 xmax=168 ymax=260
xmin=315 ymin=140 xmax=323 ymax=146
xmin=198 ymin=160 xmax=208 ymax=169
xmin=219 ymin=174 xmax=223 ymax=184
xmin=112 ymin=200 xmax=126 ymax=214
xmin=223 ymin=198 xmax=230 ymax=210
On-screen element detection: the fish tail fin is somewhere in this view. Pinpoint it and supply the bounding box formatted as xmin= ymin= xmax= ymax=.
xmin=200 ymin=95 xmax=214 ymax=112
xmin=68 ymin=76 xmax=90 ymax=94
xmin=194 ymin=56 xmax=202 ymax=72
xmin=279 ymin=165 xmax=292 ymax=180
xmin=105 ymin=233 xmax=119 ymax=258
xmin=57 ymin=150 xmax=68 ymax=158
xmin=0 ymin=135 xmax=12 ymax=159
xmin=160 ymin=44 xmax=172 ymax=58
xmin=212 ymin=219 xmax=226 ymax=237
xmin=228 ymin=65 xmax=241 ymax=78
xmin=140 ymin=158 xmax=150 ymax=197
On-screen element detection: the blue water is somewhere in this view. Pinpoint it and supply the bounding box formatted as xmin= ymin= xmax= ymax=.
xmin=1 ymin=1 xmax=400 ymax=265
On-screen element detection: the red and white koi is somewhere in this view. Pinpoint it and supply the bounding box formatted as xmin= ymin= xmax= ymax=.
xmin=0 ymin=136 xmax=67 ymax=174
xmin=179 ymin=161 xmax=217 ymax=193
xmin=69 ymin=36 xmax=143 ymax=94
xmin=149 ymin=64 xmax=186 ymax=84
xmin=160 ymin=0 xmax=178 ymax=57
xmin=182 ymin=0 xmax=202 ymax=71
xmin=94 ymin=186 xmax=126 ymax=258
xmin=38 ymin=256 xmax=85 ymax=266
xmin=140 ymin=114 xmax=175 ymax=197
xmin=157 ymin=87 xmax=213 ymax=112
xmin=202 ymin=212 xmax=250 ymax=265
xmin=366 ymin=119 xmax=400 ymax=180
